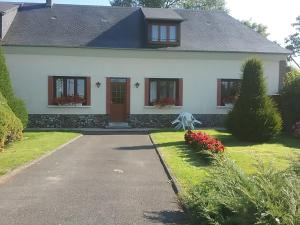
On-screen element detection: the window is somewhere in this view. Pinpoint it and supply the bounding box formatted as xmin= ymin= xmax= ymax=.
xmin=111 ymin=78 xmax=127 ymax=104
xmin=218 ymin=79 xmax=241 ymax=106
xmin=148 ymin=78 xmax=180 ymax=106
xmin=149 ymin=24 xmax=178 ymax=44
xmin=52 ymin=76 xmax=88 ymax=105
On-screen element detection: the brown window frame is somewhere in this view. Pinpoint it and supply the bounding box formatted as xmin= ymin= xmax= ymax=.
xmin=53 ymin=76 xmax=88 ymax=105
xmin=219 ymin=79 xmax=241 ymax=106
xmin=148 ymin=22 xmax=180 ymax=46
xmin=148 ymin=78 xmax=180 ymax=106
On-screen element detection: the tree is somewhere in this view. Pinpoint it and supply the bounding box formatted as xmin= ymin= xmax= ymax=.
xmin=226 ymin=58 xmax=282 ymax=142
xmin=242 ymin=20 xmax=269 ymax=37
xmin=138 ymin=0 xmax=165 ymax=8
xmin=110 ymin=0 xmax=137 ymax=7
xmin=110 ymin=0 xmax=227 ymax=10
xmin=285 ymin=16 xmax=300 ymax=57
xmin=0 ymin=48 xmax=28 ymax=127
xmin=181 ymin=0 xmax=226 ymax=10
xmin=280 ymin=68 xmax=300 ymax=131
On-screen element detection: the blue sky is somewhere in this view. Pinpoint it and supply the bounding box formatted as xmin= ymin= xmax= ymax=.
xmin=1 ymin=0 xmax=300 ymax=64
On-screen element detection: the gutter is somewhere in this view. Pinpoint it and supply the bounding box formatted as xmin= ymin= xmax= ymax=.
xmin=1 ymin=44 xmax=291 ymax=55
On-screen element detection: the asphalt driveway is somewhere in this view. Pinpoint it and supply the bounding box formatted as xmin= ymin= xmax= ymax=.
xmin=0 ymin=134 xmax=186 ymax=225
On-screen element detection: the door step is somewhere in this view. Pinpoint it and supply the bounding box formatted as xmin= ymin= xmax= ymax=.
xmin=107 ymin=122 xmax=131 ymax=129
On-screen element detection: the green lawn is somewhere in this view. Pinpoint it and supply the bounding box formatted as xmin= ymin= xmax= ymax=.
xmin=151 ymin=129 xmax=300 ymax=192
xmin=0 ymin=131 xmax=80 ymax=176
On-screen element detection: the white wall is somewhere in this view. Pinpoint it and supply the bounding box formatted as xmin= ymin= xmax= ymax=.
xmin=3 ymin=46 xmax=287 ymax=115
xmin=1 ymin=8 xmax=18 ymax=39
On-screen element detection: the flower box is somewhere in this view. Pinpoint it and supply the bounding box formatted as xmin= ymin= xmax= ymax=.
xmin=53 ymin=96 xmax=86 ymax=106
xmin=153 ymin=97 xmax=176 ymax=108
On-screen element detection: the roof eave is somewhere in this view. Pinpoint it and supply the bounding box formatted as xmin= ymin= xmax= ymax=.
xmin=1 ymin=43 xmax=292 ymax=55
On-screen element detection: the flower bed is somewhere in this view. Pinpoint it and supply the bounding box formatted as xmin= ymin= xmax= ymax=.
xmin=184 ymin=130 xmax=225 ymax=162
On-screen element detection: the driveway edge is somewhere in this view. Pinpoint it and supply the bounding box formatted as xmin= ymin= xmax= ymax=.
xmin=0 ymin=134 xmax=83 ymax=185
xmin=148 ymin=134 xmax=181 ymax=194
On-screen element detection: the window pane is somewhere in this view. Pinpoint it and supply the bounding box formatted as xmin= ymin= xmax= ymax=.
xmin=55 ymin=78 xmax=64 ymax=97
xmin=168 ymin=80 xmax=176 ymax=99
xmin=169 ymin=26 xmax=177 ymax=42
xmin=66 ymin=79 xmax=75 ymax=96
xmin=77 ymin=79 xmax=85 ymax=97
xmin=160 ymin=25 xmax=167 ymax=41
xmin=221 ymin=79 xmax=241 ymax=106
xmin=151 ymin=25 xmax=159 ymax=41
xmin=150 ymin=79 xmax=178 ymax=105
xmin=150 ymin=81 xmax=157 ymax=103
xmin=111 ymin=78 xmax=127 ymax=83
xmin=159 ymin=81 xmax=168 ymax=99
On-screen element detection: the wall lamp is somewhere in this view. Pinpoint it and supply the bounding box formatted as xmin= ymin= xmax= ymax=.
xmin=135 ymin=82 xmax=140 ymax=88
xmin=96 ymin=81 xmax=101 ymax=88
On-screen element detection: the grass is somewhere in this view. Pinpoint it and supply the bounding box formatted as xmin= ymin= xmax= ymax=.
xmin=151 ymin=129 xmax=300 ymax=192
xmin=0 ymin=131 xmax=80 ymax=176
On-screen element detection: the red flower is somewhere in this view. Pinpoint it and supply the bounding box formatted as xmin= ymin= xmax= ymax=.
xmin=184 ymin=131 xmax=225 ymax=153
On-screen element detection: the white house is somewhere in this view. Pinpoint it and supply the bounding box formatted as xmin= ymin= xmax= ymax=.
xmin=0 ymin=1 xmax=290 ymax=128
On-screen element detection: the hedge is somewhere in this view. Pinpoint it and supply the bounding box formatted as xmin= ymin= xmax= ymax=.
xmin=0 ymin=48 xmax=28 ymax=127
xmin=280 ymin=69 xmax=300 ymax=131
xmin=0 ymin=92 xmax=23 ymax=150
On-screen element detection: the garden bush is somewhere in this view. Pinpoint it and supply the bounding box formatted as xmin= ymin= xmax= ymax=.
xmin=0 ymin=92 xmax=23 ymax=150
xmin=292 ymin=121 xmax=300 ymax=138
xmin=183 ymin=156 xmax=300 ymax=225
xmin=184 ymin=131 xmax=224 ymax=162
xmin=0 ymin=48 xmax=28 ymax=127
xmin=226 ymin=58 xmax=282 ymax=142
xmin=284 ymin=68 xmax=300 ymax=87
xmin=280 ymin=70 xmax=300 ymax=131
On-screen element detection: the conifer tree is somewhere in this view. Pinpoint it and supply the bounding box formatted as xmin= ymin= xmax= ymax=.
xmin=226 ymin=58 xmax=282 ymax=142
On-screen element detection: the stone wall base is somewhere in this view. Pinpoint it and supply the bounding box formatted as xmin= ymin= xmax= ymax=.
xmin=28 ymin=114 xmax=109 ymax=128
xmin=128 ymin=114 xmax=226 ymax=128
xmin=28 ymin=114 xmax=226 ymax=128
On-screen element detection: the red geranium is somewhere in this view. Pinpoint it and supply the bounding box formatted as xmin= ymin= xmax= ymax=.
xmin=184 ymin=130 xmax=225 ymax=153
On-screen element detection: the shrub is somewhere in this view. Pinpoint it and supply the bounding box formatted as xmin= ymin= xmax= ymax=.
xmin=184 ymin=131 xmax=224 ymax=162
xmin=0 ymin=92 xmax=23 ymax=149
xmin=280 ymin=71 xmax=300 ymax=131
xmin=226 ymin=58 xmax=282 ymax=142
xmin=182 ymin=156 xmax=300 ymax=225
xmin=9 ymin=98 xmax=28 ymax=128
xmin=284 ymin=68 xmax=300 ymax=87
xmin=292 ymin=121 xmax=300 ymax=138
xmin=0 ymin=47 xmax=28 ymax=127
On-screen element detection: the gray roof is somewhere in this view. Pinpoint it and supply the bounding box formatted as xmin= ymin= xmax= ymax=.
xmin=1 ymin=3 xmax=290 ymax=54
xmin=0 ymin=2 xmax=18 ymax=14
xmin=141 ymin=7 xmax=183 ymax=21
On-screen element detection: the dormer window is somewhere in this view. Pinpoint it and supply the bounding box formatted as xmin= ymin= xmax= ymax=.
xmin=141 ymin=8 xmax=183 ymax=47
xmin=148 ymin=23 xmax=180 ymax=46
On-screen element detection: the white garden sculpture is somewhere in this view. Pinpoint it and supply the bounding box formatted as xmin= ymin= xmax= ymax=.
xmin=171 ymin=112 xmax=202 ymax=130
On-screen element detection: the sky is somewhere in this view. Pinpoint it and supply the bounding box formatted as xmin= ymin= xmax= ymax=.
xmin=1 ymin=0 xmax=300 ymax=64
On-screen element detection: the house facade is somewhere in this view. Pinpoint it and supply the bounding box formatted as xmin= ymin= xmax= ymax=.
xmin=0 ymin=1 xmax=290 ymax=128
